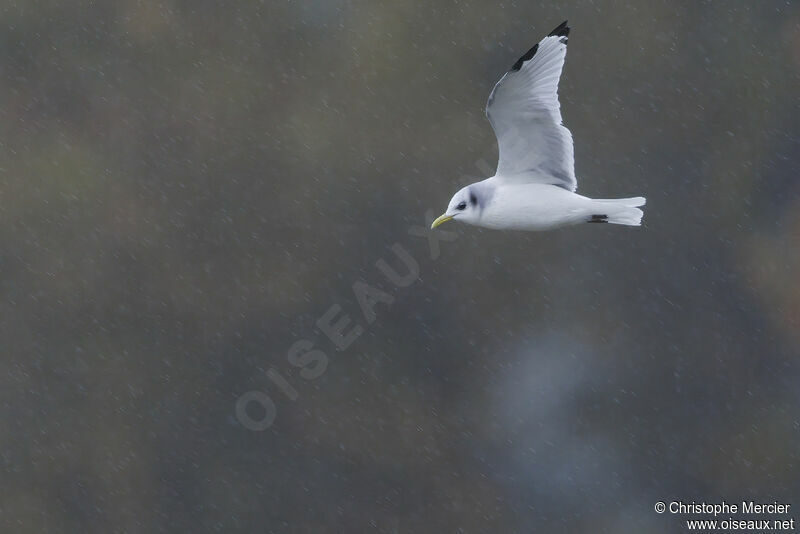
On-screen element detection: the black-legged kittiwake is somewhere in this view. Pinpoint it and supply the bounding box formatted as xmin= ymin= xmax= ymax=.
xmin=432 ymin=21 xmax=646 ymax=231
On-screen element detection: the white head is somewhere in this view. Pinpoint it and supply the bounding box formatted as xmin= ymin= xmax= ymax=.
xmin=431 ymin=185 xmax=485 ymax=229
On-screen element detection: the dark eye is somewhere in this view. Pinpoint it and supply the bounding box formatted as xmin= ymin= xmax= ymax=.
xmin=456 ymin=201 xmax=467 ymax=210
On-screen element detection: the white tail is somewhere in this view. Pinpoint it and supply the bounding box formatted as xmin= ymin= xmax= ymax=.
xmin=589 ymin=197 xmax=646 ymax=226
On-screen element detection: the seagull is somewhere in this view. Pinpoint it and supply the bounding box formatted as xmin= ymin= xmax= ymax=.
xmin=431 ymin=21 xmax=645 ymax=231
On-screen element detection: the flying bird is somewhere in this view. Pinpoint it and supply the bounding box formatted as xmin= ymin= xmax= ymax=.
xmin=432 ymin=21 xmax=645 ymax=231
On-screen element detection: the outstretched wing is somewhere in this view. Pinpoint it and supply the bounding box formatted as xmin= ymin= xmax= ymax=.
xmin=486 ymin=21 xmax=576 ymax=191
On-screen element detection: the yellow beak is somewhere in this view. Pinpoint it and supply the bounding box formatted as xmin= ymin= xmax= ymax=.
xmin=431 ymin=213 xmax=454 ymax=229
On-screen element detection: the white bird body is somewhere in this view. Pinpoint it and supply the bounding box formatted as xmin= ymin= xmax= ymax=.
xmin=472 ymin=180 xmax=599 ymax=230
xmin=432 ymin=21 xmax=646 ymax=232
xmin=458 ymin=178 xmax=645 ymax=231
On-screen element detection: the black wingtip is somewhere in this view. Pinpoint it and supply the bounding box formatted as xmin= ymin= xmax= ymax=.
xmin=510 ymin=21 xmax=570 ymax=72
xmin=510 ymin=43 xmax=538 ymax=72
xmin=548 ymin=20 xmax=570 ymax=38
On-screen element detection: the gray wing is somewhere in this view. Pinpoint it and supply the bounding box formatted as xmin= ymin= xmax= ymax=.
xmin=486 ymin=21 xmax=576 ymax=191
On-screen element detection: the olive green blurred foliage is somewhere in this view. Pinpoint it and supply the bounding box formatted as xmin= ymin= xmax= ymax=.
xmin=1 ymin=1 xmax=799 ymax=532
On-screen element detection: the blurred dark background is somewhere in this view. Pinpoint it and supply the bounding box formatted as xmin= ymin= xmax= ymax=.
xmin=1 ymin=1 xmax=799 ymax=532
